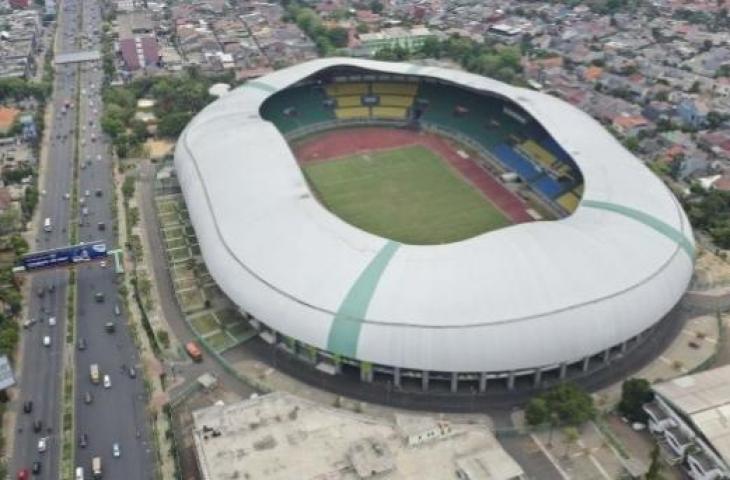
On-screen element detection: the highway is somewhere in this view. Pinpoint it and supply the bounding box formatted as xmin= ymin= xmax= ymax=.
xmin=72 ymin=0 xmax=154 ymax=477
xmin=11 ymin=0 xmax=154 ymax=477
xmin=11 ymin=0 xmax=81 ymax=477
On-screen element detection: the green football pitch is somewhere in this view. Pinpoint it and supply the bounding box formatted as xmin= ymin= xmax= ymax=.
xmin=302 ymin=145 xmax=510 ymax=244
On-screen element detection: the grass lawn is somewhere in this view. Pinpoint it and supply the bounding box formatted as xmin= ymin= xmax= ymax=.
xmin=190 ymin=312 xmax=220 ymax=336
xmin=303 ymin=145 xmax=510 ymax=244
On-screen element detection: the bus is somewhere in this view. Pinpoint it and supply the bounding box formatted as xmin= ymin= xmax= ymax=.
xmin=43 ymin=218 xmax=52 ymax=232
xmin=91 ymin=457 xmax=102 ymax=479
xmin=185 ymin=341 xmax=202 ymax=362
xmin=89 ymin=364 xmax=99 ymax=384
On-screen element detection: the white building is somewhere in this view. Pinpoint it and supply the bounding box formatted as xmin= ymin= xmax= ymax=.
xmin=644 ymin=365 xmax=730 ymax=480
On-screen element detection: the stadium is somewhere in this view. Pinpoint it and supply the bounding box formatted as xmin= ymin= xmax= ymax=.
xmin=174 ymin=58 xmax=695 ymax=394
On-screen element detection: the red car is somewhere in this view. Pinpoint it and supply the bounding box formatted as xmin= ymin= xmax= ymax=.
xmin=17 ymin=469 xmax=29 ymax=480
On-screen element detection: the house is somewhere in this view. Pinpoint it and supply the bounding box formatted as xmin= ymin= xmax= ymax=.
xmin=119 ymin=35 xmax=158 ymax=71
xmin=0 ymin=107 xmax=20 ymax=135
xmin=678 ymin=99 xmax=710 ymax=128
xmin=612 ymin=114 xmax=651 ymax=137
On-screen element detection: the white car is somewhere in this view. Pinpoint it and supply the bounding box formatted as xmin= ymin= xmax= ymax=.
xmin=84 ymin=190 xmax=90 ymax=197
xmin=112 ymin=442 xmax=120 ymax=457
xmin=42 ymin=336 xmax=51 ymax=347
xmin=103 ymin=374 xmax=111 ymax=389
xmin=99 ymin=260 xmax=106 ymax=268
xmin=48 ymin=316 xmax=56 ymax=326
xmin=38 ymin=436 xmax=47 ymax=452
xmin=63 ymin=193 xmax=70 ymax=200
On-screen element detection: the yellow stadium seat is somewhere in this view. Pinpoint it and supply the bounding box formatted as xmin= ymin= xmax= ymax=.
xmin=372 ymin=107 xmax=407 ymax=119
xmin=326 ymin=83 xmax=368 ymax=96
xmin=336 ymin=96 xmax=362 ymax=107
xmin=372 ymin=83 xmax=419 ymax=95
xmin=335 ymin=107 xmax=371 ymax=119
xmin=557 ymin=192 xmax=580 ymax=212
xmin=378 ymin=95 xmax=414 ymax=107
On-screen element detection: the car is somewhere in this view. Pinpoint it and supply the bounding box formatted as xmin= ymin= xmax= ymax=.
xmin=37 ymin=437 xmax=47 ymax=453
xmin=48 ymin=317 xmax=56 ymax=327
xmin=95 ymin=189 xmax=102 ymax=197
xmin=40 ymin=189 xmax=46 ymax=196
xmin=128 ymin=366 xmax=136 ymax=378
xmin=77 ymin=338 xmax=87 ymax=350
xmin=23 ymin=400 xmax=32 ymax=413
xmin=78 ymin=433 xmax=88 ymax=448
xmin=17 ymin=468 xmax=29 ymax=480
xmin=22 ymin=318 xmax=34 ymax=329
xmin=79 ymin=197 xmax=85 ymax=205
xmin=36 ymin=286 xmax=45 ymax=298
xmin=42 ymin=336 xmax=51 ymax=347
xmin=32 ymin=419 xmax=42 ymax=433
xmin=48 ymin=284 xmax=55 ymax=294
xmin=31 ymin=462 xmax=41 ymax=475
xmin=103 ymin=375 xmax=111 ymax=388
xmin=94 ymin=292 xmax=104 ymax=303
xmin=112 ymin=442 xmax=120 ymax=458
xmin=84 ymin=190 xmax=90 ymax=197
xmin=84 ymin=391 xmax=92 ymax=404
xmin=105 ymin=322 xmax=115 ymax=333
xmin=99 ymin=260 xmax=106 ymax=268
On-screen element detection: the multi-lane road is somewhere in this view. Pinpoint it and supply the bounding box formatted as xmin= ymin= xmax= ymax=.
xmin=11 ymin=0 xmax=153 ymax=477
xmin=72 ymin=0 xmax=153 ymax=477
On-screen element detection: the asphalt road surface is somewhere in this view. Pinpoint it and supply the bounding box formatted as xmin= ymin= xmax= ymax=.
xmin=71 ymin=0 xmax=154 ymax=478
xmin=11 ymin=1 xmax=82 ymax=478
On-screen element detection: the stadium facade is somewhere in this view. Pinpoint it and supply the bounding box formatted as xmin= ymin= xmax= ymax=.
xmin=174 ymin=58 xmax=695 ymax=393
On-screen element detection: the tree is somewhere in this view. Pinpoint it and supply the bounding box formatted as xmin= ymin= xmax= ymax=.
xmin=618 ymin=378 xmax=653 ymax=423
xmin=645 ymin=445 xmax=664 ymax=480
xmin=122 ymin=175 xmax=136 ymax=201
xmin=369 ymin=0 xmax=383 ymax=13
xmin=0 ymin=209 xmax=20 ymax=236
xmin=542 ymin=383 xmax=596 ymax=426
xmin=525 ymin=397 xmax=550 ymax=426
xmin=157 ymin=111 xmax=193 ymax=138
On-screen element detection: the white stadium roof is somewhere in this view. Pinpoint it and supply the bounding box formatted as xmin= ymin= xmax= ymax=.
xmin=175 ymin=58 xmax=694 ymax=373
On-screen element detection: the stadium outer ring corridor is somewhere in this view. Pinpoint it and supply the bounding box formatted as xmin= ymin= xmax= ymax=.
xmin=174 ymin=57 xmax=694 ymax=391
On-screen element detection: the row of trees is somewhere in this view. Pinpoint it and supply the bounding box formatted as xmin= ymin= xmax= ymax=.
xmin=101 ymin=71 xmax=221 ymax=157
xmin=374 ymin=36 xmax=523 ymax=85
xmin=684 ymin=185 xmax=730 ymax=249
xmin=285 ymin=2 xmax=350 ymax=55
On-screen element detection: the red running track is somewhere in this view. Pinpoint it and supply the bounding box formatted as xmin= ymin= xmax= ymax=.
xmin=293 ymin=127 xmax=532 ymax=223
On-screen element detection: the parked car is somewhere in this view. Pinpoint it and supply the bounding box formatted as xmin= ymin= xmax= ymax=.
xmin=128 ymin=367 xmax=136 ymax=379
xmin=77 ymin=338 xmax=87 ymax=350
xmin=42 ymin=336 xmax=51 ymax=347
xmin=23 ymin=400 xmax=33 ymax=413
xmin=78 ymin=433 xmax=88 ymax=448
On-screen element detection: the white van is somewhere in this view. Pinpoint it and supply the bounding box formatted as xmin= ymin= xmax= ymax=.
xmin=75 ymin=466 xmax=84 ymax=480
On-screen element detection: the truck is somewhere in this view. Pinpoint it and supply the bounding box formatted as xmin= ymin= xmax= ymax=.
xmin=91 ymin=456 xmax=102 ymax=479
xmin=89 ymin=364 xmax=99 ymax=384
xmin=185 ymin=341 xmax=203 ymax=362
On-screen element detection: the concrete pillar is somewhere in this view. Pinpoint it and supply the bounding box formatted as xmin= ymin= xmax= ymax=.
xmin=393 ymin=367 xmax=401 ymax=389
xmin=421 ymin=371 xmax=429 ymax=391
xmin=533 ymin=369 xmax=542 ymax=388
xmin=603 ymin=348 xmax=611 ymax=364
xmin=450 ymin=372 xmax=459 ymax=393
xmin=582 ymin=356 xmax=590 ymax=372
xmin=507 ymin=372 xmax=515 ymax=390
xmin=478 ymin=373 xmax=488 ymax=393
xmin=559 ymin=362 xmax=567 ymax=379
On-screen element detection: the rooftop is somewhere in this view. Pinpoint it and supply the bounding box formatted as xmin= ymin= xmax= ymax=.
xmin=191 ymin=392 xmax=524 ymax=480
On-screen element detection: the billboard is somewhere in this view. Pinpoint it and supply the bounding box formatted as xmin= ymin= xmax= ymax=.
xmin=21 ymin=241 xmax=107 ymax=271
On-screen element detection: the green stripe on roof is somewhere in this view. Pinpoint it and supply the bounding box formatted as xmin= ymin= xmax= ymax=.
xmin=583 ymin=199 xmax=694 ymax=260
xmin=327 ymin=241 xmax=401 ymax=357
xmin=246 ymin=80 xmax=278 ymax=93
